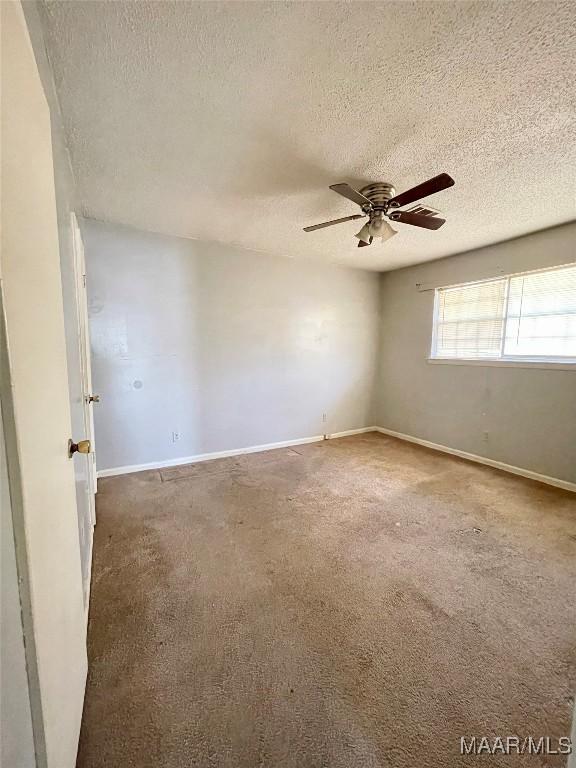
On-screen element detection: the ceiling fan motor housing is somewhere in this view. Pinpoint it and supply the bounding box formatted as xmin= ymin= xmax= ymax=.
xmin=359 ymin=182 xmax=396 ymax=212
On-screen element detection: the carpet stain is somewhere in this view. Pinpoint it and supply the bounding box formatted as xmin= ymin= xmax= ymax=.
xmin=77 ymin=433 xmax=576 ymax=767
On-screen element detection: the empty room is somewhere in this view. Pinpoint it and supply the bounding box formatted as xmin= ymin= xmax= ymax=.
xmin=2 ymin=1 xmax=576 ymax=767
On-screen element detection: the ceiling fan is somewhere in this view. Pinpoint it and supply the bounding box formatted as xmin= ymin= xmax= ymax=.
xmin=303 ymin=173 xmax=455 ymax=247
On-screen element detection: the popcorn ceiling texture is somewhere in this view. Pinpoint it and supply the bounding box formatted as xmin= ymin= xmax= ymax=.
xmin=41 ymin=1 xmax=576 ymax=271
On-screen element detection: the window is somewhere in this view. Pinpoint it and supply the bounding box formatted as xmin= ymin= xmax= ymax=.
xmin=431 ymin=264 xmax=576 ymax=364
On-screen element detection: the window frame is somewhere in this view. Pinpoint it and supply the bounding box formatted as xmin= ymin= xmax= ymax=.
xmin=429 ymin=263 xmax=576 ymax=368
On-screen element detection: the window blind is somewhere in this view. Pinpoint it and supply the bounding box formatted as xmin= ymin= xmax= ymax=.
xmin=504 ymin=265 xmax=576 ymax=358
xmin=433 ymin=278 xmax=507 ymax=359
xmin=432 ymin=264 xmax=576 ymax=362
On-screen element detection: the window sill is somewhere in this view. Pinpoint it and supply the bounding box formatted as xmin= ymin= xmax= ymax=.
xmin=427 ymin=358 xmax=576 ymax=371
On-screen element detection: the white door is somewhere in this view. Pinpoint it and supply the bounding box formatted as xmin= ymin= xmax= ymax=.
xmin=72 ymin=213 xmax=97 ymax=503
xmin=1 ymin=3 xmax=87 ymax=767
xmin=71 ymin=213 xmax=97 ymax=603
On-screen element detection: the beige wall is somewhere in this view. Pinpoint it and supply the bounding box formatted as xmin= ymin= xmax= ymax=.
xmin=374 ymin=222 xmax=576 ymax=484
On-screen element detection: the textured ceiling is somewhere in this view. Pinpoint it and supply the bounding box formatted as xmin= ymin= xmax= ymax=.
xmin=41 ymin=1 xmax=576 ymax=271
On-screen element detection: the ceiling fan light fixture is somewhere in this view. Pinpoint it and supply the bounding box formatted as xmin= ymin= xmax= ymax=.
xmin=368 ymin=216 xmax=397 ymax=242
xmin=354 ymin=222 xmax=372 ymax=244
xmin=380 ymin=227 xmax=398 ymax=242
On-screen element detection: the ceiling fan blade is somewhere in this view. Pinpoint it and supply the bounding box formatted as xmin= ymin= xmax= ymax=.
xmin=387 ymin=173 xmax=454 ymax=209
xmin=329 ymin=183 xmax=373 ymax=209
xmin=357 ymin=236 xmax=373 ymax=248
xmin=389 ymin=211 xmax=446 ymax=230
xmin=303 ymin=214 xmax=364 ymax=232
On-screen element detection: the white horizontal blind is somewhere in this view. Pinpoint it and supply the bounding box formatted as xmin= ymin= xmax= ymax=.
xmin=504 ymin=265 xmax=576 ymax=358
xmin=432 ymin=264 xmax=576 ymax=362
xmin=433 ymin=278 xmax=507 ymax=358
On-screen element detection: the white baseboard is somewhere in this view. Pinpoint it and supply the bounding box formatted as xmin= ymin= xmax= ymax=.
xmin=96 ymin=427 xmax=379 ymax=478
xmin=97 ymin=425 xmax=574 ymax=492
xmin=326 ymin=426 xmax=377 ymax=439
xmin=375 ymin=427 xmax=576 ymax=493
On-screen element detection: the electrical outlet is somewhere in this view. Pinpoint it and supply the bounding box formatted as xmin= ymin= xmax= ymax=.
xmin=172 ymin=431 xmax=180 ymax=442
xmin=322 ymin=413 xmax=327 ymax=423
xmin=482 ymin=430 xmax=489 ymax=442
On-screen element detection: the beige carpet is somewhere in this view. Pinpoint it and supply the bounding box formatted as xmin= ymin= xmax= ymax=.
xmin=77 ymin=433 xmax=576 ymax=767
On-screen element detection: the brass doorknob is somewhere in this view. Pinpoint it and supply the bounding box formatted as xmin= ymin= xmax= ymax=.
xmin=68 ymin=439 xmax=91 ymax=458
xmin=87 ymin=394 xmax=100 ymax=403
